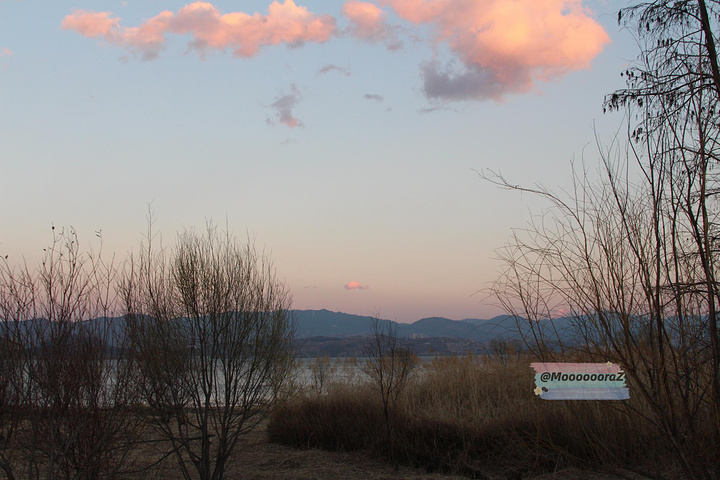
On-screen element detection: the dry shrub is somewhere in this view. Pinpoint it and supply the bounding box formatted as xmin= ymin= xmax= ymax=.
xmin=269 ymin=353 xmax=681 ymax=478
xmin=269 ymin=384 xmax=382 ymax=452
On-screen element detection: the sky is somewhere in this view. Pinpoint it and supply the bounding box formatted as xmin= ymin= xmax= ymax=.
xmin=0 ymin=0 xmax=637 ymax=323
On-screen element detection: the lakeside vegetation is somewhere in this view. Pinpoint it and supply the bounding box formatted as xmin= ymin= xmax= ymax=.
xmin=271 ymin=350 xmax=715 ymax=479
xmin=3 ymin=2 xmax=720 ymax=479
xmin=0 ymin=224 xmax=295 ymax=480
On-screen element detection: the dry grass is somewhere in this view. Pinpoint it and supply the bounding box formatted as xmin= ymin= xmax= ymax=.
xmin=268 ymin=354 xmax=686 ymax=479
xmin=109 ymin=416 xmax=472 ymax=480
xmin=1 ymin=354 xmax=685 ymax=479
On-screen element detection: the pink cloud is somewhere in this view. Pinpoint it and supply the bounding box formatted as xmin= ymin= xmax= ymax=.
xmin=380 ymin=0 xmax=610 ymax=100
xmin=61 ymin=0 xmax=608 ymax=102
xmin=0 ymin=48 xmax=13 ymax=57
xmin=62 ymin=11 xmax=120 ymax=38
xmin=344 ymin=281 xmax=369 ymax=290
xmin=342 ymin=1 xmax=402 ymax=49
xmin=62 ymin=1 xmax=337 ymax=60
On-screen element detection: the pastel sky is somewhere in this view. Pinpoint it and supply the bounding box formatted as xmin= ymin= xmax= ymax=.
xmin=1 ymin=0 xmax=634 ymax=322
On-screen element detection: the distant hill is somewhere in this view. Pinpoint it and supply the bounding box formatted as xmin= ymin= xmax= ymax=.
xmin=293 ymin=310 xmax=382 ymax=338
xmin=4 ymin=310 xmax=577 ymax=357
xmin=402 ymin=316 xmax=473 ymax=338
xmin=292 ymin=309 xmax=572 ymax=344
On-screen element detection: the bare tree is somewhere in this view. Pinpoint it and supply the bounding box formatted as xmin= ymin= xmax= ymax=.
xmin=486 ymin=146 xmax=720 ymax=478
xmin=363 ymin=316 xmax=417 ymax=464
xmin=484 ymin=3 xmax=720 ymax=477
xmin=309 ymin=354 xmax=337 ymax=395
xmin=606 ymin=0 xmax=720 ymax=437
xmin=122 ymin=222 xmax=295 ymax=480
xmin=0 ymin=227 xmax=140 ymax=480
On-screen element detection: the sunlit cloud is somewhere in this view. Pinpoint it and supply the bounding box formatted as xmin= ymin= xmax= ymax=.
xmin=61 ymin=0 xmax=608 ymax=102
xmin=62 ymin=1 xmax=337 ymax=61
xmin=342 ymin=1 xmax=402 ymax=50
xmin=267 ymin=85 xmax=303 ymax=128
xmin=0 ymin=48 xmax=13 ymax=56
xmin=344 ymin=281 xmax=369 ymax=290
xmin=380 ymin=0 xmax=609 ymax=101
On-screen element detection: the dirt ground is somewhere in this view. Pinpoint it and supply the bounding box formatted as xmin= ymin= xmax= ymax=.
xmin=137 ymin=422 xmax=642 ymax=480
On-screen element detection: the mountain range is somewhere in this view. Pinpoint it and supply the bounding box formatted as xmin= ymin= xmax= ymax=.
xmin=292 ymin=309 xmax=576 ymax=356
xmin=2 ymin=309 xmax=577 ymax=357
xmin=293 ymin=309 xmax=528 ymax=341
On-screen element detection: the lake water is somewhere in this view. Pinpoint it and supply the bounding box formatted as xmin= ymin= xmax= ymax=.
xmin=293 ymin=355 xmax=449 ymax=390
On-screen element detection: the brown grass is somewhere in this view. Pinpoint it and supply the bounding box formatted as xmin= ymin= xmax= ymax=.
xmin=268 ymin=354 xmax=686 ymax=479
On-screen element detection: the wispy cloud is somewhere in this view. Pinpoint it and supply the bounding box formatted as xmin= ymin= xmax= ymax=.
xmin=344 ymin=281 xmax=369 ymax=290
xmin=418 ymin=103 xmax=451 ymax=114
xmin=62 ymin=1 xmax=337 ymax=61
xmin=267 ymin=85 xmax=303 ymax=128
xmin=317 ymin=63 xmax=351 ymax=76
xmin=363 ymin=93 xmax=384 ymax=102
xmin=380 ymin=0 xmax=609 ymax=101
xmin=0 ymin=48 xmax=14 ymax=57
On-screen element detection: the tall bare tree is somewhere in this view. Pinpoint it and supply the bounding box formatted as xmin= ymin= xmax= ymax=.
xmin=486 ymin=2 xmax=720 ymax=477
xmin=122 ymin=222 xmax=295 ymax=480
xmin=607 ymin=0 xmax=720 ymax=430
xmin=0 ymin=227 xmax=140 ymax=480
xmin=363 ymin=316 xmax=416 ymax=465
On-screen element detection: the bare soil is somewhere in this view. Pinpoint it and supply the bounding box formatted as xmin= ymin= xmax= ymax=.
xmin=134 ymin=421 xmax=642 ymax=480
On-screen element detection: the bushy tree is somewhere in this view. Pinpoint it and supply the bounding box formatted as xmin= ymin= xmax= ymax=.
xmin=122 ymin=222 xmax=295 ymax=480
